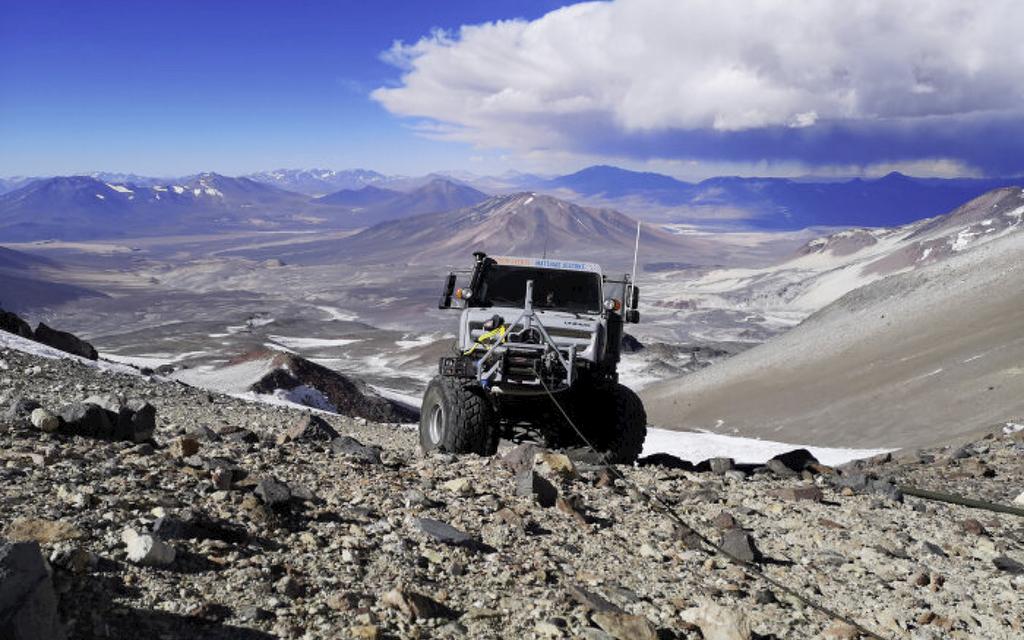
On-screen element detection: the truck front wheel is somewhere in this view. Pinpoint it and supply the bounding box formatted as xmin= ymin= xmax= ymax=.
xmin=419 ymin=376 xmax=499 ymax=456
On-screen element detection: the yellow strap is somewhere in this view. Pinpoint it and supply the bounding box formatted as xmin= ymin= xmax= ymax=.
xmin=464 ymin=325 xmax=507 ymax=355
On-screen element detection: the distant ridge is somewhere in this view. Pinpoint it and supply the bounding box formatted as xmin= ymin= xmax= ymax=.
xmin=237 ymin=191 xmax=711 ymax=268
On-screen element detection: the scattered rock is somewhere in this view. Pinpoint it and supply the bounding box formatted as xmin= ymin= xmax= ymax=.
xmin=443 ymin=477 xmax=474 ymax=496
xmin=822 ymin=621 xmax=861 ymax=638
xmin=961 ymin=518 xmax=987 ymax=536
xmin=3 ymin=397 xmax=41 ymax=430
xmin=709 ymin=457 xmax=735 ymax=475
xmin=118 ymin=399 xmax=156 ymax=442
xmin=49 ymin=545 xmax=97 ymax=574
xmin=535 ymin=451 xmax=577 ymax=479
xmin=152 ymin=509 xmax=247 ymax=543
xmin=0 ymin=309 xmax=34 ymax=339
xmin=555 ymin=495 xmax=589 ymax=526
xmin=712 ymin=512 xmax=738 ymax=530
xmin=767 ymin=448 xmax=819 ymax=475
xmin=121 ymin=528 xmax=176 ymax=566
xmin=636 ymin=453 xmax=694 ymax=470
xmin=774 ymin=485 xmax=824 ymax=502
xmin=348 ymin=625 xmax=381 ymax=640
xmin=516 ymin=469 xmax=558 ymax=508
xmin=566 ymin=585 xmax=620 ymax=613
xmin=410 ymin=517 xmax=473 ymax=546
xmin=58 ymin=403 xmax=112 ymax=438
xmin=680 ymin=600 xmax=752 ymax=640
xmin=279 ymin=413 xmax=339 ymax=444
xmin=32 ymin=323 xmax=98 ymax=360
xmin=330 ymin=435 xmax=383 ymax=464
xmin=720 ymin=529 xmax=761 ymax=563
xmin=382 ymin=587 xmax=455 ymax=621
xmin=169 ymin=436 xmax=200 ymax=458
xmin=501 ymin=443 xmax=541 ymax=474
xmin=254 ymin=477 xmax=291 ymax=506
xmin=29 ymin=408 xmax=59 ymax=433
xmin=591 ymin=611 xmax=658 ymax=640
xmin=0 ymin=541 xmax=68 ymax=640
xmin=5 ymin=518 xmax=82 ymax=544
xmin=993 ymin=556 xmax=1024 ymax=574
xmin=275 ymin=575 xmax=306 ymax=598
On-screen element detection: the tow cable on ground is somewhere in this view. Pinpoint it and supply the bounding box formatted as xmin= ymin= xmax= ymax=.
xmin=538 ymin=378 xmax=892 ymax=640
xmin=898 ymin=485 xmax=1024 ymax=518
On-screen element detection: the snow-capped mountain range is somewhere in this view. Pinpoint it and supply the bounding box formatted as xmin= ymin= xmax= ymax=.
xmin=244 ymin=168 xmax=391 ymax=196
xmin=4 ymin=165 xmax=1022 ymax=232
xmin=0 ymin=174 xmax=485 ymax=241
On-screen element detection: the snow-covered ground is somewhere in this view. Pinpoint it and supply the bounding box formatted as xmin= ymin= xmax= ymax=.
xmin=267 ymin=335 xmax=362 ymax=349
xmin=100 ymin=350 xmax=209 ymax=369
xmin=642 ymin=427 xmax=893 ymax=465
xmin=1 ymin=331 xmax=138 ymax=376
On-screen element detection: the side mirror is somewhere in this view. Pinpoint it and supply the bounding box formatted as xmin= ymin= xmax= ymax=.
xmin=625 ymin=309 xmax=640 ymax=324
xmin=438 ymin=273 xmax=457 ymax=309
xmin=629 ymin=285 xmax=640 ymax=310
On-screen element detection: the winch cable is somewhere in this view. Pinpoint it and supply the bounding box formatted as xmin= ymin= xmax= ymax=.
xmin=537 ymin=378 xmax=892 ymax=640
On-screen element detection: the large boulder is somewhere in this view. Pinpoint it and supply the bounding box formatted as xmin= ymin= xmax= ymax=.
xmin=32 ymin=323 xmax=97 ymax=360
xmin=0 ymin=310 xmax=33 ymax=339
xmin=2 ymin=397 xmax=42 ymax=431
xmin=0 ymin=541 xmax=67 ymax=640
xmin=59 ymin=403 xmax=113 ymax=438
xmin=246 ymin=351 xmax=418 ymax=423
xmin=279 ymin=414 xmax=339 ymax=444
xmin=57 ymin=398 xmax=156 ymax=442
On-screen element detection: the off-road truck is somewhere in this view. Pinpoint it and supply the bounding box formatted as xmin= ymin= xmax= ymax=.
xmin=420 ymin=252 xmax=647 ymax=463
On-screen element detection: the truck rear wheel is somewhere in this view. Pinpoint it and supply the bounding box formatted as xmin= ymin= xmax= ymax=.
xmin=419 ymin=376 xmax=499 ymax=456
xmin=585 ymin=383 xmax=647 ymax=464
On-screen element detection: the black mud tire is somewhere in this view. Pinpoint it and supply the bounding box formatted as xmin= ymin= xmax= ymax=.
xmin=419 ymin=376 xmax=499 ymax=456
xmin=584 ymin=383 xmax=647 ymax=464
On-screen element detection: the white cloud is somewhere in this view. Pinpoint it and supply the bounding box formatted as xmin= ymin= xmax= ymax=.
xmin=372 ymin=0 xmax=1024 ymax=166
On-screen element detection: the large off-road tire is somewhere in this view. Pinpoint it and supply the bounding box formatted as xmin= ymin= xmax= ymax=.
xmin=419 ymin=376 xmax=499 ymax=456
xmin=581 ymin=383 xmax=647 ymax=464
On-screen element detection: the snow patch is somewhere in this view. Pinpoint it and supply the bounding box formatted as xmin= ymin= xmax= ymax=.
xmin=268 ymin=335 xmax=361 ymax=349
xmin=100 ymin=351 xmax=208 ymax=368
xmin=0 ymin=330 xmax=137 ymax=376
xmin=317 ymin=305 xmax=358 ymax=322
xmin=105 ymin=183 xmax=134 ymax=194
xmin=642 ymin=427 xmax=894 ymax=465
xmin=369 ymin=385 xmax=422 ymax=410
xmin=270 ymin=385 xmax=336 ymax=412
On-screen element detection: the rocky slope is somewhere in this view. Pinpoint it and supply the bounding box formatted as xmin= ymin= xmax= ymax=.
xmin=643 ymin=205 xmax=1024 ymax=448
xmin=2 ymin=338 xmax=1023 ymax=639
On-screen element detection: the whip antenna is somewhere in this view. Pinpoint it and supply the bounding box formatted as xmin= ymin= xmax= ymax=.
xmin=630 ymin=220 xmax=641 ymax=290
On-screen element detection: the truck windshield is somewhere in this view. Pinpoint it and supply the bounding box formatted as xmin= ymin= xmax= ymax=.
xmin=473 ymin=265 xmax=602 ymax=314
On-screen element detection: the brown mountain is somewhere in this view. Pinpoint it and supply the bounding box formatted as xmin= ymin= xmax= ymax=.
xmin=251 ymin=192 xmax=710 ymax=269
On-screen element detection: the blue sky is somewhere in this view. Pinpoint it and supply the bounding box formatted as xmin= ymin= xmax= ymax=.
xmin=0 ymin=0 xmax=570 ymax=177
xmin=2 ymin=0 xmax=1022 ymax=180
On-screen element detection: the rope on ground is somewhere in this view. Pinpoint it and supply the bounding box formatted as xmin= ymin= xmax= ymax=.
xmin=538 ymin=377 xmax=892 ymax=640
xmin=899 ymin=485 xmax=1024 ymax=518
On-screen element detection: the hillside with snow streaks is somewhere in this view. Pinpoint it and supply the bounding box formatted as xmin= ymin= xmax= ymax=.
xmin=640 ymin=187 xmax=1024 ymax=342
